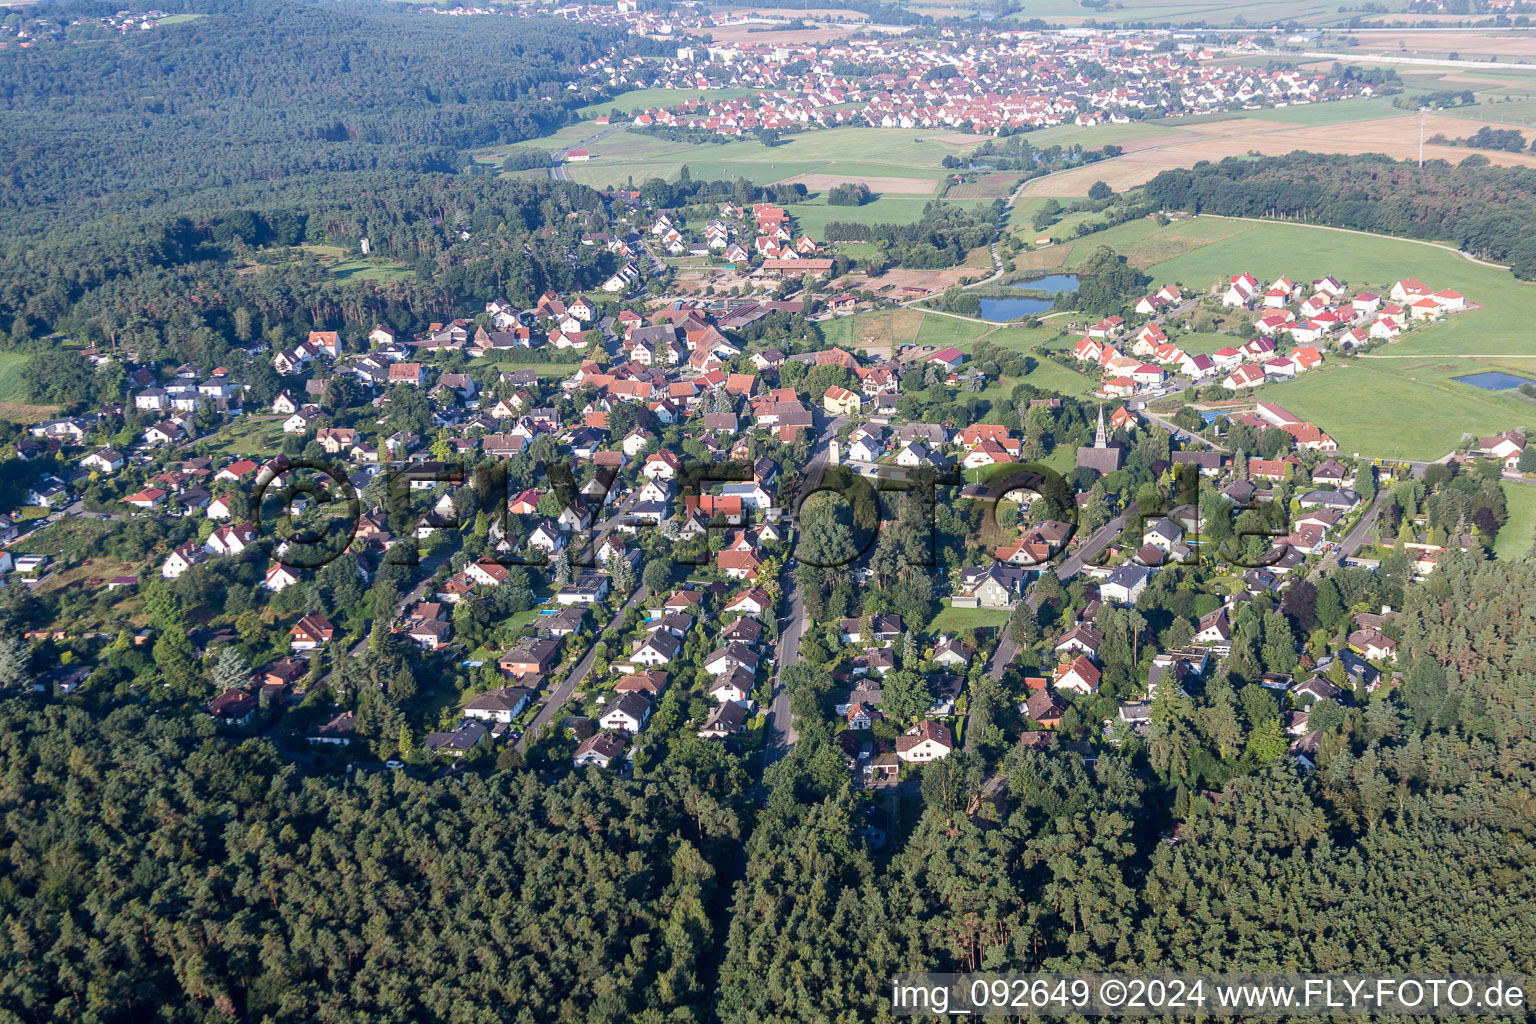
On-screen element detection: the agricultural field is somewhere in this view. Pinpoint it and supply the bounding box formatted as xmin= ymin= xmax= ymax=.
xmin=0 ymin=350 xmax=30 ymax=403
xmin=1321 ymin=29 xmax=1536 ymax=61
xmin=994 ymin=0 xmax=1403 ymax=28
xmin=1019 ymin=105 xmax=1536 ymax=198
xmin=541 ymin=126 xmax=983 ymax=192
xmin=1381 ymin=65 xmax=1536 ymax=127
xmin=786 ymin=195 xmax=943 ymax=240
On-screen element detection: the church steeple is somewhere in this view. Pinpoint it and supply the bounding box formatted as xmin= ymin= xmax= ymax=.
xmin=1094 ymin=403 xmax=1107 ymax=448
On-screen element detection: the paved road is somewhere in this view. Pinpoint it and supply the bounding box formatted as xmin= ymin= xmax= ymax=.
xmin=316 ymin=550 xmax=450 ymax=690
xmin=984 ymin=511 xmax=1130 ymax=682
xmin=1139 ymin=407 xmax=1227 ymax=452
xmin=760 ymin=414 xmax=845 ymax=771
xmin=762 ymin=576 xmax=805 ymax=772
xmin=1305 ymin=463 xmax=1426 ymax=580
xmin=549 ymin=125 xmax=621 ymax=180
xmin=517 ymin=583 xmax=648 ymax=752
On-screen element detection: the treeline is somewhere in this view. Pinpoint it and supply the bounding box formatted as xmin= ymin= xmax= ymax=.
xmin=1141 ymin=152 xmax=1536 ymax=279
xmin=1394 ymin=88 xmax=1476 ymax=109
xmin=632 ymin=171 xmax=807 ymax=212
xmin=1462 ymin=126 xmax=1531 ymax=153
xmin=0 ymin=701 xmax=738 ymax=1022
xmin=0 ymin=0 xmax=625 ymax=235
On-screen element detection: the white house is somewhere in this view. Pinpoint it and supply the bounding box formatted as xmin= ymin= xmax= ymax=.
xmin=895 ymin=720 xmax=954 ymax=763
xmin=599 ymin=692 xmax=652 ymax=734
xmin=1100 ymin=563 xmax=1149 ymax=605
xmin=462 ymin=686 xmax=533 ymax=724
xmin=264 ymin=563 xmax=302 ymax=592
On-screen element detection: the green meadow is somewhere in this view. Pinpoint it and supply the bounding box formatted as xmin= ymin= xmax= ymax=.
xmin=0 ymin=351 xmax=29 ymax=402
xmin=982 ymin=212 xmax=1536 ymax=458
xmin=544 ymin=127 xmax=981 ymax=191
xmin=1270 ymin=359 xmax=1536 ymax=460
xmin=1496 ymin=482 xmax=1536 ymax=560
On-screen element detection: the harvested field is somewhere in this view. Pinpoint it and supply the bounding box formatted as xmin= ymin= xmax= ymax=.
xmin=836 ymin=263 xmax=978 ymax=297
xmin=0 ymin=402 xmax=59 ymax=424
xmin=774 ymin=172 xmax=938 ymax=194
xmin=1341 ymin=29 xmax=1536 ymax=59
xmin=1022 ymin=110 xmax=1536 ymax=196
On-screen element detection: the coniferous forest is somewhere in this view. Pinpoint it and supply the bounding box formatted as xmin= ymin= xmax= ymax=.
xmin=1 ymin=1 xmax=1535 ymax=1020
xmin=0 ymin=0 xmax=626 ymax=236
xmin=1 ymin=555 xmax=1533 ymax=1021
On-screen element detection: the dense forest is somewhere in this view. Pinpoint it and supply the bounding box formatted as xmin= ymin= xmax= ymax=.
xmin=714 ymin=552 xmax=1536 ymax=1021
xmin=0 ymin=172 xmax=621 ymax=358
xmin=1142 ymin=152 xmax=1536 ymax=279
xmin=0 ymin=0 xmax=627 ymax=235
xmin=2 ymin=555 xmax=1531 ymax=1020
xmin=0 ymin=702 xmax=741 ymax=1022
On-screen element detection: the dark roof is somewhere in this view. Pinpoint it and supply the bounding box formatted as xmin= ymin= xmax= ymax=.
xmin=1025 ymin=689 xmax=1068 ymax=721
xmin=1075 ymin=444 xmax=1124 ymax=473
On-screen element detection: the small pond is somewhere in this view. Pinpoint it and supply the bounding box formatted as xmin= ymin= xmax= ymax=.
xmin=1454 ymin=371 xmax=1534 ymax=391
xmin=1009 ymin=274 xmax=1080 ymax=293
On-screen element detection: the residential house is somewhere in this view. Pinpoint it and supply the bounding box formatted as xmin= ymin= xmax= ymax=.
xmin=895 ymin=720 xmax=954 ymax=762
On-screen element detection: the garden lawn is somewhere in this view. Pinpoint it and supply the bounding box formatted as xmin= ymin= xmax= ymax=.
xmin=929 ymin=603 xmax=1013 ymax=633
xmin=200 ymin=416 xmax=288 ymax=458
